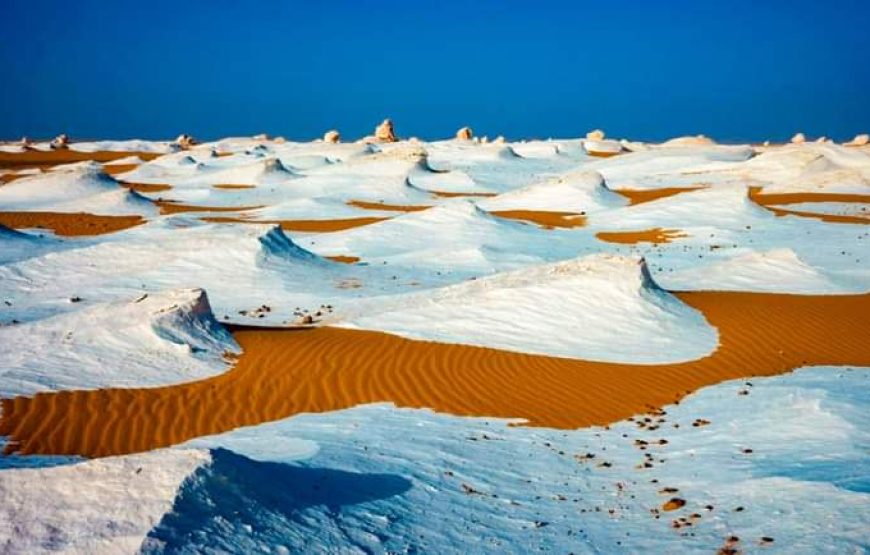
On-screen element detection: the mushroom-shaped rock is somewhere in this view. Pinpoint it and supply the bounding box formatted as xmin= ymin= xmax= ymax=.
xmin=456 ymin=126 xmax=473 ymax=140
xmin=50 ymin=134 xmax=69 ymax=150
xmin=175 ymin=134 xmax=195 ymax=150
xmin=323 ymin=130 xmax=341 ymax=144
xmin=661 ymin=135 xmax=717 ymax=147
xmin=845 ymin=133 xmax=869 ymax=147
xmin=583 ymin=139 xmax=623 ymax=157
xmin=374 ymin=119 xmax=397 ymax=143
xmin=586 ymin=129 xmax=605 ymax=141
xmin=790 ymin=132 xmax=806 ymax=144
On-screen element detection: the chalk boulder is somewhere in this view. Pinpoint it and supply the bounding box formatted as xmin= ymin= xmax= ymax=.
xmin=374 ymin=119 xmax=397 ymax=143
xmin=586 ymin=129 xmax=605 ymax=141
xmin=456 ymin=127 xmax=473 ymax=140
xmin=845 ymin=134 xmax=869 ymax=147
xmin=50 ymin=134 xmax=69 ymax=150
xmin=174 ymin=134 xmax=195 ymax=150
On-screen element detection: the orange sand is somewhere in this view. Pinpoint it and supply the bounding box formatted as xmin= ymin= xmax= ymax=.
xmin=1 ymin=291 xmax=868 ymax=458
xmin=347 ymin=200 xmax=431 ymax=212
xmin=596 ymin=228 xmax=688 ymax=245
xmin=325 ymin=255 xmax=361 ymax=264
xmin=749 ymin=190 xmax=870 ymax=206
xmin=430 ymin=190 xmax=498 ymax=198
xmin=0 ymin=150 xmax=159 ymax=170
xmin=121 ymin=183 xmax=173 ymax=193
xmin=0 ymin=172 xmax=24 ymax=184
xmin=202 ymin=215 xmax=389 ymax=232
xmin=213 ymin=184 xmax=257 ymax=190
xmin=102 ymin=164 xmax=139 ymax=176
xmin=155 ymin=201 xmax=264 ymax=215
xmin=490 ymin=210 xmax=587 ymax=229
xmin=0 ymin=211 xmax=144 ymax=236
xmin=748 ymin=187 xmax=870 ymax=225
xmin=615 ymin=187 xmax=705 ymax=206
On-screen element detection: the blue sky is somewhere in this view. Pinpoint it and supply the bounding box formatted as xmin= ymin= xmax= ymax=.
xmin=1 ymin=0 xmax=868 ymax=142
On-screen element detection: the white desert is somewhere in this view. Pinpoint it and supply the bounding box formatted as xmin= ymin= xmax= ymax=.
xmin=0 ymin=124 xmax=869 ymax=553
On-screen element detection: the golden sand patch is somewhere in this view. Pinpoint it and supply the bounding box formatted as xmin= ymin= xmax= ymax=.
xmin=0 ymin=211 xmax=144 ymax=236
xmin=490 ymin=210 xmax=587 ymax=229
xmin=201 ymin=215 xmax=389 ymax=232
xmin=1 ymin=291 xmax=867 ymax=458
xmin=102 ymin=164 xmax=139 ymax=176
xmin=430 ymin=190 xmax=498 ymax=198
xmin=325 ymin=255 xmax=361 ymax=264
xmin=0 ymin=150 xmax=160 ymax=171
xmin=596 ymin=228 xmax=688 ymax=244
xmin=615 ymin=187 xmax=705 ymax=206
xmin=0 ymin=172 xmax=25 ymax=184
xmin=748 ymin=187 xmax=870 ymax=225
xmin=121 ymin=183 xmax=173 ymax=194
xmin=155 ymin=201 xmax=264 ymax=215
xmin=347 ymin=200 xmax=431 ymax=212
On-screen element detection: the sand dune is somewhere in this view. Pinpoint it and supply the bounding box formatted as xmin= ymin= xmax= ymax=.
xmin=1 ymin=290 xmax=867 ymax=458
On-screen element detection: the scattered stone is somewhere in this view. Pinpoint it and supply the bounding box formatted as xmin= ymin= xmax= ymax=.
xmin=662 ymin=498 xmax=686 ymax=511
xmin=790 ymin=132 xmax=806 ymax=144
xmin=323 ymin=130 xmax=341 ymax=144
xmin=461 ymin=483 xmax=481 ymax=495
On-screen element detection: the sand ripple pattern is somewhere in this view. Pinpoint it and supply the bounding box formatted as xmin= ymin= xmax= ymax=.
xmin=1 ymin=291 xmax=869 ymax=458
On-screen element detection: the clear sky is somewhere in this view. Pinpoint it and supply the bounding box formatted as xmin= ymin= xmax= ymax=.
xmin=1 ymin=0 xmax=868 ymax=142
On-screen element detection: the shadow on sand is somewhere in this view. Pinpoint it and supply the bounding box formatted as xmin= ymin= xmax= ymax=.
xmin=141 ymin=448 xmax=412 ymax=553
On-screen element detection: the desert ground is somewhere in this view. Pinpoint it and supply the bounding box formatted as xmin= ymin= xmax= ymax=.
xmin=0 ymin=128 xmax=869 ymax=553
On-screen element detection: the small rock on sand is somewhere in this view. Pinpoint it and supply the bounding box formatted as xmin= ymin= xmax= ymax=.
xmin=790 ymin=132 xmax=806 ymax=144
xmin=323 ymin=130 xmax=341 ymax=143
